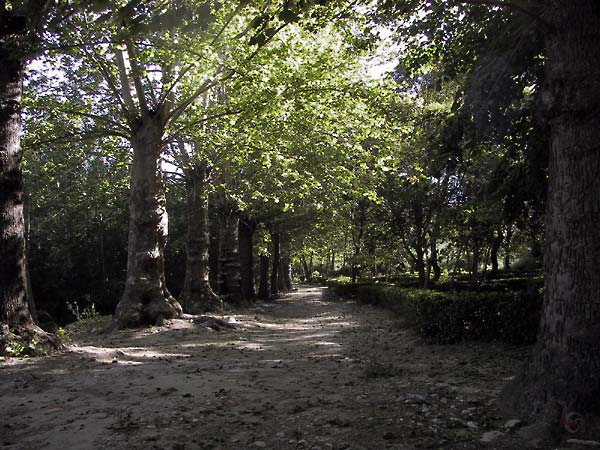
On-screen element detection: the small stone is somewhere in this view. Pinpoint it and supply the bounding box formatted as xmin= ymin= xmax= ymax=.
xmin=275 ymin=432 xmax=285 ymax=438
xmin=480 ymin=431 xmax=504 ymax=443
xmin=253 ymin=441 xmax=267 ymax=448
xmin=503 ymin=419 xmax=522 ymax=431
xmin=466 ymin=421 xmax=478 ymax=429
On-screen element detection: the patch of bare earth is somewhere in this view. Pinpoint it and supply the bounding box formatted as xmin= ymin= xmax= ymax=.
xmin=0 ymin=286 xmax=574 ymax=450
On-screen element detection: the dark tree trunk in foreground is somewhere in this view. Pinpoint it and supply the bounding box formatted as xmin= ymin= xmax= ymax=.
xmin=0 ymin=47 xmax=57 ymax=354
xmin=180 ymin=163 xmax=221 ymax=313
xmin=238 ymin=214 xmax=256 ymax=301
xmin=500 ymin=2 xmax=600 ymax=433
xmin=269 ymin=229 xmax=280 ymax=296
xmin=217 ymin=207 xmax=242 ymax=304
xmin=258 ymin=254 xmax=270 ymax=300
xmin=0 ymin=55 xmax=33 ymax=331
xmin=113 ymin=113 xmax=182 ymax=328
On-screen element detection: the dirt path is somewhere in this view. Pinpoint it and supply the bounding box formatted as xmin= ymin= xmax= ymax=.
xmin=1 ymin=287 xmax=533 ymax=450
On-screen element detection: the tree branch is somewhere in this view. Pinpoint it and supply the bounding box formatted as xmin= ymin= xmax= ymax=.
xmin=456 ymin=0 xmax=552 ymax=31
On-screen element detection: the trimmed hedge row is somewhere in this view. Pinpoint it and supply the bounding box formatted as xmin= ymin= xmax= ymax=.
xmin=327 ymin=281 xmax=542 ymax=345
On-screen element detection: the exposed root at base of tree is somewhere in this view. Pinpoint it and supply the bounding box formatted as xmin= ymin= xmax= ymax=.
xmin=0 ymin=323 xmax=63 ymax=357
xmin=182 ymin=313 xmax=237 ymax=331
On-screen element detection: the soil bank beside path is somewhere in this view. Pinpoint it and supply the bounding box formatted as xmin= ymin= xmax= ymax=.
xmin=1 ymin=286 xmax=534 ymax=450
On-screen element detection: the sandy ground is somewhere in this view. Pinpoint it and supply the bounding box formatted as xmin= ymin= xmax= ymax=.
xmin=0 ymin=286 xmax=586 ymax=450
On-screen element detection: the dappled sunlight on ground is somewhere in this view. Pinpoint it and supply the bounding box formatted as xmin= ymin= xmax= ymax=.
xmin=0 ymin=286 xmax=534 ymax=450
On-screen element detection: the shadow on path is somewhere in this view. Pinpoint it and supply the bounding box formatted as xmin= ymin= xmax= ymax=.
xmin=0 ymin=286 xmax=529 ymax=450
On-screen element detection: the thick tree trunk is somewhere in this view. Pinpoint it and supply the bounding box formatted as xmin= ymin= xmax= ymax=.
xmin=0 ymin=51 xmax=57 ymax=354
xmin=113 ymin=113 xmax=182 ymax=328
xmin=238 ymin=214 xmax=256 ymax=301
xmin=0 ymin=54 xmax=34 ymax=332
xmin=270 ymin=229 xmax=280 ymax=295
xmin=180 ymin=163 xmax=221 ymax=314
xmin=258 ymin=254 xmax=270 ymax=300
xmin=217 ymin=208 xmax=242 ymax=305
xmin=277 ymin=234 xmax=292 ymax=292
xmin=499 ymin=2 xmax=600 ymax=433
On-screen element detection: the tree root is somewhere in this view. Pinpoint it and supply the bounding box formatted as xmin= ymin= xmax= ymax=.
xmin=0 ymin=323 xmax=63 ymax=357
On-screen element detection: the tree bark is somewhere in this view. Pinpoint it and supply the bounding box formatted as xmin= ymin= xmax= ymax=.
xmin=217 ymin=207 xmax=242 ymax=305
xmin=113 ymin=112 xmax=182 ymax=328
xmin=499 ymin=1 xmax=600 ymax=431
xmin=0 ymin=48 xmax=58 ymax=354
xmin=238 ymin=214 xmax=256 ymax=301
xmin=503 ymin=223 xmax=513 ymax=270
xmin=0 ymin=53 xmax=34 ymax=332
xmin=490 ymin=228 xmax=503 ymax=278
xmin=180 ymin=162 xmax=221 ymax=313
xmin=279 ymin=237 xmax=293 ymax=292
xmin=258 ymin=254 xmax=270 ymax=300
xmin=208 ymin=199 xmax=220 ymax=292
xmin=300 ymin=255 xmax=311 ymax=282
xmin=269 ymin=229 xmax=280 ymax=295
xmin=471 ymin=236 xmax=480 ymax=282
xmin=429 ymin=239 xmax=441 ymax=283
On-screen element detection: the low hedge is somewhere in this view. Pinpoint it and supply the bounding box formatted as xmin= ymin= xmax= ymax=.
xmin=327 ymin=280 xmax=542 ymax=345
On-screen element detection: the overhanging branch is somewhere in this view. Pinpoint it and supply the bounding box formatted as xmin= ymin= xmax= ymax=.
xmin=456 ymin=0 xmax=552 ymax=31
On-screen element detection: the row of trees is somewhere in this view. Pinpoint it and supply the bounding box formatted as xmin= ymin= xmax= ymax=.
xmin=1 ymin=0 xmax=599 ymax=439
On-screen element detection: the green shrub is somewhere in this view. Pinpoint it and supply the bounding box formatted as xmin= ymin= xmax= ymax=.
xmin=332 ymin=282 xmax=542 ymax=345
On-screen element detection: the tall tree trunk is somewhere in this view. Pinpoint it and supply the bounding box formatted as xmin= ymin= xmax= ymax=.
xmin=415 ymin=247 xmax=426 ymax=288
xmin=279 ymin=235 xmax=293 ymax=292
xmin=490 ymin=228 xmax=503 ymax=278
xmin=0 ymin=49 xmax=57 ymax=354
xmin=503 ymin=224 xmax=513 ymax=270
xmin=331 ymin=250 xmax=335 ymax=274
xmin=500 ymin=2 xmax=600 ymax=433
xmin=300 ymin=255 xmax=311 ymax=282
xmin=471 ymin=237 xmax=480 ymax=282
xmin=270 ymin=229 xmax=280 ymax=295
xmin=238 ymin=214 xmax=256 ymax=301
xmin=258 ymin=254 xmax=270 ymax=300
xmin=0 ymin=54 xmax=34 ymax=332
xmin=180 ymin=163 xmax=221 ymax=313
xmin=208 ymin=199 xmax=220 ymax=292
xmin=429 ymin=239 xmax=441 ymax=283
xmin=217 ymin=207 xmax=242 ymax=305
xmin=113 ymin=113 xmax=182 ymax=328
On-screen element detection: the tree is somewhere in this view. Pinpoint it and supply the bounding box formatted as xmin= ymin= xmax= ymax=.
xmin=0 ymin=0 xmax=60 ymax=354
xmin=498 ymin=0 xmax=600 ymax=435
xmin=376 ymin=0 xmax=600 ymax=435
xmin=49 ymin=1 xmax=336 ymax=327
